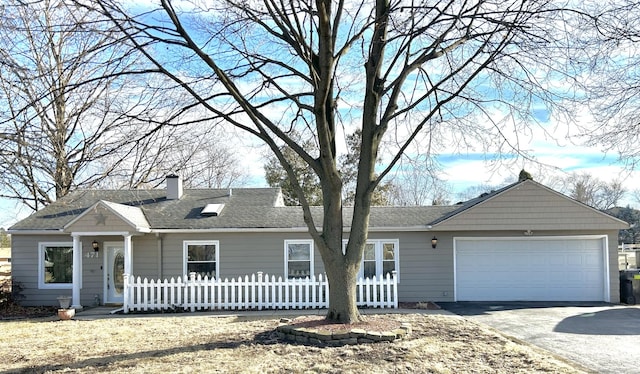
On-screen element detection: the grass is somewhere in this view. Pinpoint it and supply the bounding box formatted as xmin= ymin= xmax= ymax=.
xmin=0 ymin=311 xmax=587 ymax=373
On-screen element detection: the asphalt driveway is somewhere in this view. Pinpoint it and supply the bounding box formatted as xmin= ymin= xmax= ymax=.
xmin=439 ymin=302 xmax=640 ymax=374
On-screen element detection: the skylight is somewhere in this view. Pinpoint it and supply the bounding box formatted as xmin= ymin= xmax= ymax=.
xmin=201 ymin=203 xmax=225 ymax=216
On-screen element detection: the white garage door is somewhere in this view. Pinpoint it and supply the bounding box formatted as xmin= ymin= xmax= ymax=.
xmin=455 ymin=237 xmax=607 ymax=302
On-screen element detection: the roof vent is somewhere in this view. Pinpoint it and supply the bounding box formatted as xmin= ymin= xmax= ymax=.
xmin=201 ymin=203 xmax=225 ymax=216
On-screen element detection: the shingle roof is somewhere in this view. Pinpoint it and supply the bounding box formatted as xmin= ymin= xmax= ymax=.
xmin=10 ymin=188 xmax=281 ymax=230
xmin=428 ymin=180 xmax=520 ymax=226
xmin=9 ymin=187 xmax=461 ymax=231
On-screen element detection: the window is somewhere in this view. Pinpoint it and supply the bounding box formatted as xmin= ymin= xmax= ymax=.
xmin=183 ymin=240 xmax=219 ymax=278
xmin=358 ymin=239 xmax=399 ymax=280
xmin=39 ymin=242 xmax=73 ymax=289
xmin=362 ymin=243 xmax=376 ymax=279
xmin=285 ymin=240 xmax=314 ymax=279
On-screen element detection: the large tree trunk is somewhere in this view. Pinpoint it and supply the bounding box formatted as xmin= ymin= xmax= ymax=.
xmin=324 ymin=259 xmax=361 ymax=323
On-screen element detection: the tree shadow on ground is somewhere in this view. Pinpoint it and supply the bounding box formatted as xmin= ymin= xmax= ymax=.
xmin=553 ymin=307 xmax=640 ymax=335
xmin=1 ymin=330 xmax=283 ymax=374
xmin=438 ymin=302 xmax=611 ymax=316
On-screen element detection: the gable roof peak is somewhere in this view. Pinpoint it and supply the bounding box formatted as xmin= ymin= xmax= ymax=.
xmin=63 ymin=199 xmax=151 ymax=233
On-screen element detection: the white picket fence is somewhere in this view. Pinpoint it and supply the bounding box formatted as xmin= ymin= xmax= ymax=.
xmin=122 ymin=271 xmax=398 ymax=313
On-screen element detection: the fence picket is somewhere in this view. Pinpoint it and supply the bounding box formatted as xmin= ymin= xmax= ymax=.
xmin=276 ymin=275 xmax=283 ymax=309
xmin=223 ymin=278 xmax=229 ymax=310
xmin=373 ymin=275 xmax=379 ymax=307
xmin=124 ymin=272 xmax=397 ymax=313
xmin=257 ymin=272 xmax=263 ymax=310
xmin=244 ymin=275 xmax=250 ymax=309
xmin=176 ymin=276 xmax=182 ymax=309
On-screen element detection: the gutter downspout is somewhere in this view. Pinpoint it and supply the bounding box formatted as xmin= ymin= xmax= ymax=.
xmin=156 ymin=233 xmax=163 ymax=279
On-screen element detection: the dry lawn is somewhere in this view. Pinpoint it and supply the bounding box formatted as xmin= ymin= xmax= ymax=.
xmin=1 ymin=312 xmax=587 ymax=373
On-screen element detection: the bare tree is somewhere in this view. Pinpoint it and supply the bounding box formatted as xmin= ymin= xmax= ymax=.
xmin=96 ymin=121 xmax=249 ymax=190
xmin=83 ymin=0 xmax=607 ymax=322
xmin=633 ymin=189 xmax=640 ymax=208
xmin=565 ymin=2 xmax=640 ymax=166
xmin=0 ymin=0 xmax=136 ymax=208
xmin=182 ymin=144 xmax=250 ymax=189
xmin=563 ymin=173 xmax=625 ymax=210
xmin=455 ymin=183 xmax=501 ymax=202
xmin=389 ymin=155 xmax=451 ymax=206
xmin=0 ymin=0 xmax=153 ymax=209
xmin=0 ymin=0 xmax=247 ymax=210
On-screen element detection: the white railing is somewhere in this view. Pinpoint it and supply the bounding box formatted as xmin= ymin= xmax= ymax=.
xmin=122 ymin=271 xmax=398 ymax=313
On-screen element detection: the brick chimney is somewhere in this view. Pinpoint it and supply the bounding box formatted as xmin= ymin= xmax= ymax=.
xmin=166 ymin=174 xmax=183 ymax=200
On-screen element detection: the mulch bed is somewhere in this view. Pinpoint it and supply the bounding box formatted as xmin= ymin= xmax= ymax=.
xmin=286 ymin=314 xmax=403 ymax=333
xmin=398 ymin=301 xmax=441 ymax=310
xmin=0 ymin=303 xmax=57 ymax=320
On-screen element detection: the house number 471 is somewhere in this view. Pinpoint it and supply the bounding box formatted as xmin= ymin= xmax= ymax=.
xmin=85 ymin=252 xmax=99 ymax=259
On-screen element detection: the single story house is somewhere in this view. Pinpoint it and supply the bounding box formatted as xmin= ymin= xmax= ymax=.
xmin=9 ymin=176 xmax=628 ymax=309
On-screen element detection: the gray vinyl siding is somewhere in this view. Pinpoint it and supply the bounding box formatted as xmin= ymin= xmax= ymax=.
xmin=154 ymin=230 xmax=453 ymax=303
xmin=436 ymin=182 xmax=626 ymax=231
xmin=12 ymin=234 xmax=61 ymax=306
xmin=157 ymin=232 xmax=324 ymax=281
xmin=11 ymin=234 xmax=104 ymax=307
xmin=66 ymin=206 xmax=135 ymax=233
xmin=369 ymin=232 xmax=456 ymax=303
xmin=11 ymin=228 xmax=622 ymax=306
xmin=81 ymin=237 xmax=105 ymax=307
xmin=131 ymin=235 xmax=160 ymax=279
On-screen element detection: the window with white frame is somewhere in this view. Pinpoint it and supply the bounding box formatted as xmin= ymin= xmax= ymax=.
xmin=285 ymin=240 xmax=314 ymax=279
xmin=357 ymin=239 xmax=399 ymax=280
xmin=183 ymin=240 xmax=219 ymax=278
xmin=39 ymin=242 xmax=73 ymax=289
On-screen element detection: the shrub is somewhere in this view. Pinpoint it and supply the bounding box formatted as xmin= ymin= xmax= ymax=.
xmin=0 ymin=279 xmax=23 ymax=309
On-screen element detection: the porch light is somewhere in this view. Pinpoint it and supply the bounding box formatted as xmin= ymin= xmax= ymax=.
xmin=431 ymin=236 xmax=438 ymax=249
xmin=92 ymin=241 xmax=100 ymax=252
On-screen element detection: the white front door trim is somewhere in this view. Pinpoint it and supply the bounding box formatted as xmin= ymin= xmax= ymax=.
xmin=103 ymin=241 xmax=125 ymax=304
xmin=453 ymin=235 xmax=610 ymax=302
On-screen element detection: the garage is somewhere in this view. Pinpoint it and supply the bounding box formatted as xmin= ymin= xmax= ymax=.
xmin=454 ymin=237 xmax=609 ymax=302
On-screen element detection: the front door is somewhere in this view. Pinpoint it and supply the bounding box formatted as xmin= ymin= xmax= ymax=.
xmin=104 ymin=243 xmax=125 ymax=304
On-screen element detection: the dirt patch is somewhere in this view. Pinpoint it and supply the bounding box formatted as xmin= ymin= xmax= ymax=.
xmin=0 ymin=312 xmax=588 ymax=373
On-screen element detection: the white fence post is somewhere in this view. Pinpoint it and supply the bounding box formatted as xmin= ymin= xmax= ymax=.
xmin=188 ymin=272 xmax=196 ymax=312
xmin=123 ymin=273 xmax=130 ymax=313
xmin=392 ymin=270 xmax=398 ymax=308
xmin=257 ymin=272 xmax=263 ymax=310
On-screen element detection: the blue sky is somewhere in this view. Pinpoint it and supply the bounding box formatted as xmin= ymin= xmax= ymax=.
xmin=234 ymin=121 xmax=638 ymax=205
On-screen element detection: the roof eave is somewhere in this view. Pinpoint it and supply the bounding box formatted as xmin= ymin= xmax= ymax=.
xmin=7 ymin=229 xmax=65 ymax=235
xmin=150 ymin=225 xmax=435 ymax=234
